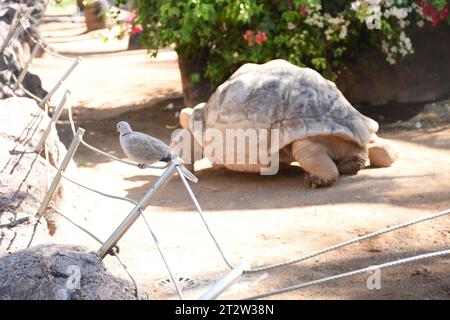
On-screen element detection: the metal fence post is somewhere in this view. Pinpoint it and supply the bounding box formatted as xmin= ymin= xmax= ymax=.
xmin=97 ymin=158 xmax=182 ymax=258
xmin=198 ymin=261 xmax=250 ymax=300
xmin=38 ymin=57 xmax=81 ymax=108
xmin=36 ymin=127 xmax=84 ymax=217
xmin=35 ymin=89 xmax=71 ymax=153
xmin=13 ymin=39 xmax=41 ymax=91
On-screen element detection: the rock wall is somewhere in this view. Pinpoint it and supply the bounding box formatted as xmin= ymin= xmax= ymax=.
xmin=0 ymin=1 xmax=48 ymax=100
xmin=0 ymin=97 xmax=73 ymax=253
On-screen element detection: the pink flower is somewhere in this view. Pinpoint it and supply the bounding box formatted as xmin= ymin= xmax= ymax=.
xmin=299 ymin=6 xmax=309 ymax=14
xmin=131 ymin=24 xmax=143 ymax=35
xmin=287 ymin=1 xmax=293 ymax=10
xmin=125 ymin=9 xmax=138 ymax=24
xmin=243 ymin=30 xmax=255 ymax=46
xmin=255 ymin=31 xmax=268 ymax=46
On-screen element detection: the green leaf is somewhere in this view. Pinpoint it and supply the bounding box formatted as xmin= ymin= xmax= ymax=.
xmin=191 ymin=72 xmax=201 ymax=84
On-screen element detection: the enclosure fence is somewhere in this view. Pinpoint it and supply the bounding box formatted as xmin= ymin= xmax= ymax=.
xmin=3 ymin=11 xmax=450 ymax=300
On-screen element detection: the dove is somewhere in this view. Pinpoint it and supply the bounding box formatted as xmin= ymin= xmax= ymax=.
xmin=117 ymin=121 xmax=197 ymax=183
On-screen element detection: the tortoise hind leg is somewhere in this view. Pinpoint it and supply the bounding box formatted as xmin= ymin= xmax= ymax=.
xmin=336 ymin=147 xmax=368 ymax=175
xmin=292 ymin=139 xmax=339 ymax=188
xmin=368 ymin=135 xmax=399 ymax=167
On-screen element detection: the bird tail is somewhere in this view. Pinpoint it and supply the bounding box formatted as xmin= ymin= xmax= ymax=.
xmin=178 ymin=164 xmax=198 ymax=183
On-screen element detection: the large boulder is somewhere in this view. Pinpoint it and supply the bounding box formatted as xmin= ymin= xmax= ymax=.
xmin=0 ymin=244 xmax=139 ymax=300
xmin=0 ymin=97 xmax=75 ymax=253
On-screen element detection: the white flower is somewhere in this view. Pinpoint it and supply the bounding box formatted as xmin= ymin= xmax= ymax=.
xmin=387 ymin=56 xmax=396 ymax=65
xmin=339 ymin=26 xmax=348 ymax=39
xmin=417 ymin=20 xmax=424 ymax=27
xmin=287 ymin=22 xmax=295 ymax=30
xmin=351 ymin=1 xmax=361 ymax=11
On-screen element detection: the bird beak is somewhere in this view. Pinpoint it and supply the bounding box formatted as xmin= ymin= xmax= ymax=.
xmin=116 ymin=129 xmax=120 ymax=135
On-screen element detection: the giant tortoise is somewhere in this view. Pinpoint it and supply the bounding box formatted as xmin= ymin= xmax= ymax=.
xmin=176 ymin=59 xmax=398 ymax=187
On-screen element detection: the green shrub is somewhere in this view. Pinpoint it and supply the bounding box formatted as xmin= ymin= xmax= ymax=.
xmin=114 ymin=0 xmax=449 ymax=86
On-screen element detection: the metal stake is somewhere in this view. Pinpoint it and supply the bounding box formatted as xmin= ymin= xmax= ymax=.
xmin=38 ymin=57 xmax=81 ymax=108
xmin=36 ymin=127 xmax=84 ymax=217
xmin=0 ymin=9 xmax=21 ymax=55
xmin=35 ymin=89 xmax=71 ymax=153
xmin=199 ymin=261 xmax=250 ymax=300
xmin=97 ymin=158 xmax=182 ymax=258
xmin=13 ymin=38 xmax=41 ymax=91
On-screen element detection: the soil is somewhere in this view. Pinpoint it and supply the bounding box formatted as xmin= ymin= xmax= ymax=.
xmin=26 ymin=18 xmax=450 ymax=300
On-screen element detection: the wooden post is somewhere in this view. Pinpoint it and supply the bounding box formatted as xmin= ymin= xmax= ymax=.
xmin=35 ymin=90 xmax=71 ymax=153
xmin=36 ymin=127 xmax=84 ymax=217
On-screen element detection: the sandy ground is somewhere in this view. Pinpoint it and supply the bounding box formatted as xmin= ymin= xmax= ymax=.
xmin=28 ymin=19 xmax=450 ymax=300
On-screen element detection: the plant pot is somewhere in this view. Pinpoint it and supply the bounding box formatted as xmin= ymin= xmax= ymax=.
xmin=336 ymin=23 xmax=450 ymax=106
xmin=127 ymin=33 xmax=143 ymax=50
xmin=84 ymin=1 xmax=109 ymax=32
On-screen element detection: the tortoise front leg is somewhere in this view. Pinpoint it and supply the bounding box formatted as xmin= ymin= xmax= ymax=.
xmin=292 ymin=139 xmax=339 ymax=188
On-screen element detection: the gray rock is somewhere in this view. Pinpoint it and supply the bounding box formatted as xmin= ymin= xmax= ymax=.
xmin=0 ymin=97 xmax=76 ymax=253
xmin=0 ymin=244 xmax=139 ymax=300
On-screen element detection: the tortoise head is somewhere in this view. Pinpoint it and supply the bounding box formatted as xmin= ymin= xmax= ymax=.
xmin=180 ymin=103 xmax=206 ymax=132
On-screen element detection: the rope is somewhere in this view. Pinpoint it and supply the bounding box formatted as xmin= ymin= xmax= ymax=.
xmin=44 ymin=141 xmax=51 ymax=190
xmin=246 ymin=209 xmax=450 ymax=273
xmin=9 ymin=72 xmax=46 ymax=105
xmin=176 ymin=165 xmax=234 ymax=270
xmin=109 ymin=248 xmax=144 ymax=299
xmin=67 ymin=102 xmax=76 ymax=136
xmin=140 ymin=210 xmax=185 ymax=300
xmin=20 ymin=22 xmax=77 ymax=61
xmin=60 ymin=171 xmax=138 ymax=206
xmin=49 ymin=202 xmax=104 ymax=245
xmin=244 ymin=248 xmax=450 ymax=300
xmin=49 ymin=202 xmax=142 ymax=299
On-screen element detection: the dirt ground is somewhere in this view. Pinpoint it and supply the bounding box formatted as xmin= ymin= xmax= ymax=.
xmin=27 ymin=18 xmax=450 ymax=300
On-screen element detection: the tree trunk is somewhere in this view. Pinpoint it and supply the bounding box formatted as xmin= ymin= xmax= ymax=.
xmin=76 ymin=0 xmax=85 ymax=11
xmin=177 ymin=49 xmax=214 ymax=107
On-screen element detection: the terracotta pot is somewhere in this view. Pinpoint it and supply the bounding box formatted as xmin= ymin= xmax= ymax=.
xmin=84 ymin=1 xmax=108 ymax=32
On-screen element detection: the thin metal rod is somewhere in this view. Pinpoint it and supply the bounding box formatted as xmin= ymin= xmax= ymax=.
xmin=176 ymin=165 xmax=234 ymax=270
xmin=13 ymin=39 xmax=41 ymax=91
xmin=199 ymin=261 xmax=250 ymax=300
xmin=0 ymin=9 xmax=21 ymax=55
xmin=97 ymin=158 xmax=181 ymax=258
xmin=36 ymin=127 xmax=85 ymax=217
xmin=35 ymin=89 xmax=71 ymax=153
xmin=141 ymin=214 xmax=184 ymax=299
xmin=38 ymin=57 xmax=81 ymax=108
